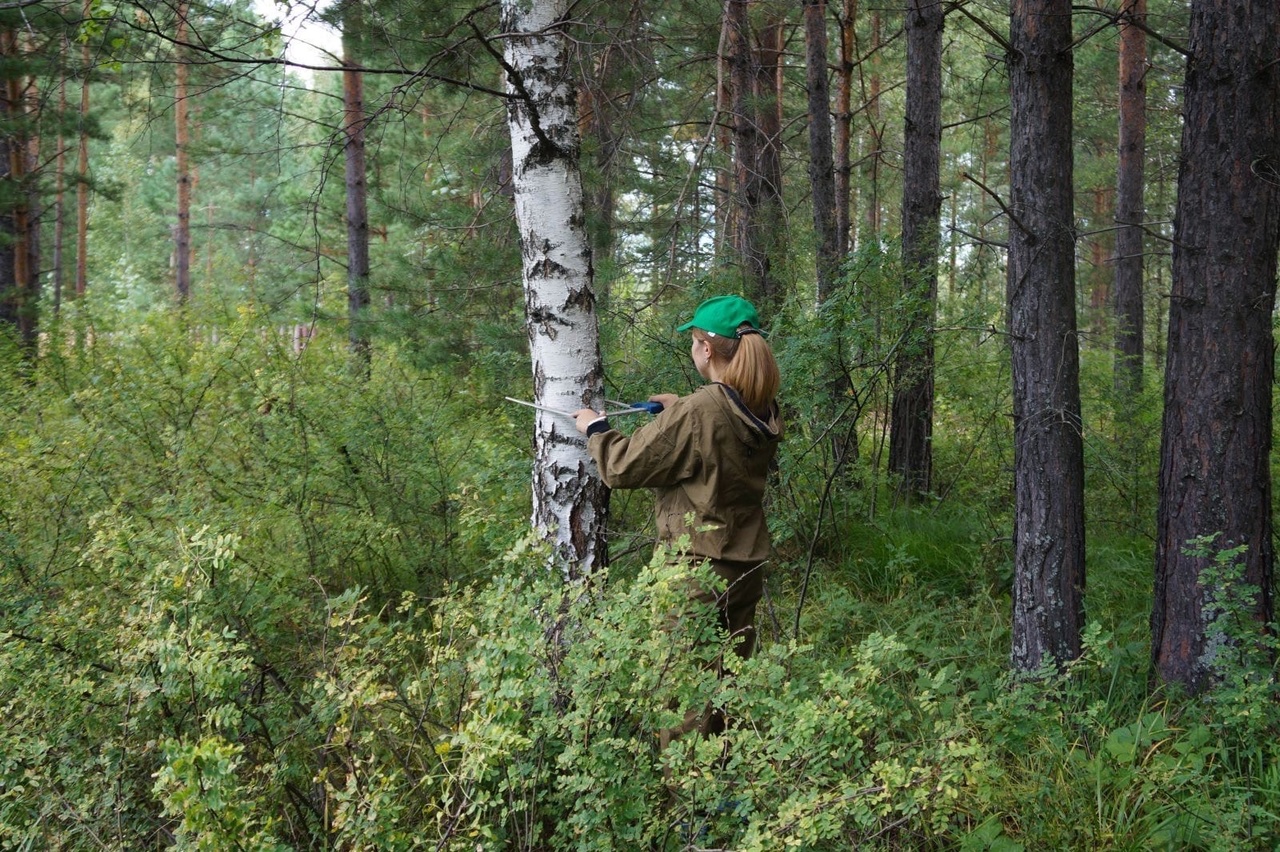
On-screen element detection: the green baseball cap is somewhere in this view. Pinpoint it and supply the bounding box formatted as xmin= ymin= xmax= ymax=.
xmin=676 ymin=294 xmax=764 ymax=338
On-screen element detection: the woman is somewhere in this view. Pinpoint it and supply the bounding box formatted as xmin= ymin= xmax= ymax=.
xmin=573 ymin=295 xmax=782 ymax=737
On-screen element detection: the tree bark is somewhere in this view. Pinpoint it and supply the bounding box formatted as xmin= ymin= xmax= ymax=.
xmin=0 ymin=27 xmax=35 ymax=352
xmin=52 ymin=36 xmax=67 ymax=315
xmin=1007 ymin=0 xmax=1085 ymax=673
xmin=174 ymin=1 xmax=192 ymax=304
xmin=725 ymin=0 xmax=769 ymax=306
xmin=1087 ymin=186 xmax=1111 ymax=339
xmin=0 ymin=29 xmax=16 ymax=337
xmin=714 ymin=13 xmax=734 ymax=258
xmin=754 ymin=6 xmax=785 ymax=311
xmin=804 ymin=0 xmax=839 ymax=303
xmin=835 ymin=0 xmax=855 ymax=257
xmin=74 ymin=0 xmax=89 ymax=300
xmin=576 ymin=0 xmax=644 ymax=276
xmin=342 ymin=1 xmax=371 ymax=368
xmin=23 ymin=47 xmax=39 ymax=351
xmin=1153 ymin=0 xmax=1280 ymax=695
xmin=1113 ymin=0 xmax=1146 ymax=395
xmin=888 ymin=0 xmax=942 ymax=501
xmin=577 ymin=82 xmax=618 ymax=273
xmin=0 ymin=135 xmax=13 ymax=337
xmin=862 ymin=11 xmax=882 ymax=240
xmin=502 ymin=0 xmax=608 ymax=579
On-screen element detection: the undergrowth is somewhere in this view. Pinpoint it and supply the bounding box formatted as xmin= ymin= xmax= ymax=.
xmin=1 ymin=313 xmax=1278 ymax=849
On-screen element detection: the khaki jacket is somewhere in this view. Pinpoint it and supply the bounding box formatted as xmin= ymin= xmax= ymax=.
xmin=587 ymin=383 xmax=783 ymax=563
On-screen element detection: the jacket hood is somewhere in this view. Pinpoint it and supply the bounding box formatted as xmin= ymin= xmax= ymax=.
xmin=706 ymin=383 xmax=783 ymax=446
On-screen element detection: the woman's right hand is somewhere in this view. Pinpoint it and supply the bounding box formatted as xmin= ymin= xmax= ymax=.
xmin=648 ymin=393 xmax=679 ymax=411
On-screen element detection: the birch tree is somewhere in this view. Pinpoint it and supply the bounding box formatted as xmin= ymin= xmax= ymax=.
xmin=501 ymin=0 xmax=607 ymax=579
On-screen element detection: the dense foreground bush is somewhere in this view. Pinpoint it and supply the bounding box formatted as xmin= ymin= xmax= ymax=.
xmin=3 ymin=524 xmax=1280 ymax=849
xmin=2 ymin=316 xmax=1278 ymax=849
xmin=0 ymin=527 xmax=984 ymax=849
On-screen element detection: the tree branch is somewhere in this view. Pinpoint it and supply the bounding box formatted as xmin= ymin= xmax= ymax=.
xmin=109 ymin=9 xmax=512 ymax=100
xmin=5 ymin=630 xmax=117 ymax=675
xmin=948 ymin=0 xmax=1011 ymax=54
xmin=1073 ymin=4 xmax=1189 ymax=57
xmin=466 ymin=17 xmax=558 ymax=155
xmin=949 ymin=225 xmax=1008 ymax=250
xmin=962 ymin=172 xmax=1032 ymax=238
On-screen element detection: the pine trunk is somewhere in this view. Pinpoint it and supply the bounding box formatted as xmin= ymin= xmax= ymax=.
xmin=754 ymin=9 xmax=785 ymax=311
xmin=835 ymin=0 xmax=855 ymax=257
xmin=0 ymin=32 xmax=14 ymax=335
xmin=1007 ymin=0 xmax=1085 ymax=672
xmin=1153 ymin=0 xmax=1280 ymax=694
xmin=1087 ymin=186 xmax=1111 ymax=339
xmin=714 ymin=12 xmax=734 ymax=258
xmin=23 ymin=66 xmax=39 ymax=351
xmin=1 ymin=27 xmax=34 ymax=351
xmin=575 ymin=1 xmax=641 ymax=274
xmin=863 ymin=12 xmax=882 ymax=240
xmin=342 ymin=2 xmax=371 ymax=368
xmin=726 ymin=0 xmax=769 ymax=305
xmin=174 ymin=1 xmax=191 ymax=304
xmin=74 ymin=0 xmax=89 ymax=300
xmin=1113 ymin=0 xmax=1146 ymax=395
xmin=804 ymin=0 xmax=839 ymax=302
xmin=502 ymin=0 xmax=608 ymax=579
xmin=52 ymin=41 xmax=67 ymax=314
xmin=888 ymin=0 xmax=942 ymax=501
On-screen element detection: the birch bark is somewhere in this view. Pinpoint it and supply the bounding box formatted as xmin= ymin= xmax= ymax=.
xmin=501 ymin=0 xmax=607 ymax=579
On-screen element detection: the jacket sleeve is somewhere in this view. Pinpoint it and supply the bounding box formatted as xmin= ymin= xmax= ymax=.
xmin=586 ymin=404 xmax=701 ymax=489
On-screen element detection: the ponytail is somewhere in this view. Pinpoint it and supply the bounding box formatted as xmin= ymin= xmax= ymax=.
xmin=695 ymin=326 xmax=781 ymax=416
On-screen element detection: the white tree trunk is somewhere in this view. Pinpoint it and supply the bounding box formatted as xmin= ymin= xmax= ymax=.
xmin=502 ymin=0 xmax=607 ymax=578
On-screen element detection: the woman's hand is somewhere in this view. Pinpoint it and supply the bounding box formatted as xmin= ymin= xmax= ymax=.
xmin=573 ymin=408 xmax=606 ymax=434
xmin=648 ymin=393 xmax=679 ymax=411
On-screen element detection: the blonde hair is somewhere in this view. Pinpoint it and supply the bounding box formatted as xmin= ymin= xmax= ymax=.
xmin=694 ymin=326 xmax=780 ymax=416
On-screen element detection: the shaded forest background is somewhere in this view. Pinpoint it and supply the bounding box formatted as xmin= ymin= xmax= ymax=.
xmin=1 ymin=0 xmax=1278 ymax=848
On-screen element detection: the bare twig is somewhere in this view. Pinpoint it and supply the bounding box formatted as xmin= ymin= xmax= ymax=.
xmin=949 ymin=1 xmax=1012 ymax=54
xmin=962 ymin=172 xmax=1032 ymax=238
xmin=949 ymin=225 xmax=1008 ymax=250
xmin=1073 ymin=4 xmax=1190 ymax=57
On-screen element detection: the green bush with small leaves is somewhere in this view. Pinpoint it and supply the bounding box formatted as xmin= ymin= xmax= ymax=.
xmin=4 ymin=311 xmax=1280 ymax=850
